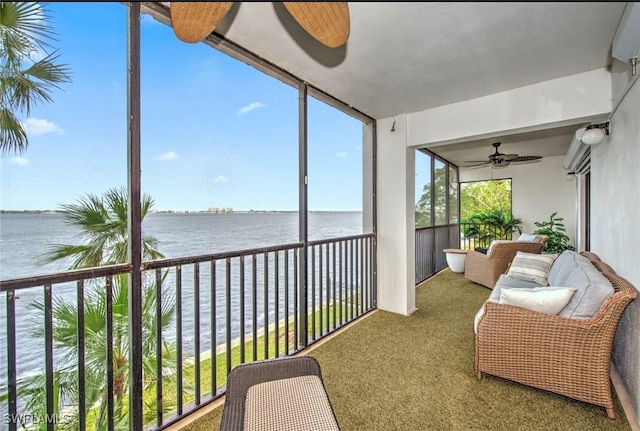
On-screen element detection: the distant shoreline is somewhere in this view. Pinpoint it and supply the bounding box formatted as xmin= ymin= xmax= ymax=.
xmin=0 ymin=209 xmax=363 ymax=214
xmin=0 ymin=210 xmax=64 ymax=214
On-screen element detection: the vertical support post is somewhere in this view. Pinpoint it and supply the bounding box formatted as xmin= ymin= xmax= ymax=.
xmin=371 ymin=121 xmax=377 ymax=307
xmin=44 ymin=285 xmax=54 ymax=431
xmin=457 ymin=165 xmax=462 ymax=248
xmin=444 ymin=162 xmax=450 ymax=227
xmin=298 ymin=83 xmax=308 ymax=347
xmin=6 ymin=291 xmax=17 ymax=431
xmin=126 ymin=3 xmax=143 ymax=430
xmin=429 ymin=154 xmax=435 ymax=274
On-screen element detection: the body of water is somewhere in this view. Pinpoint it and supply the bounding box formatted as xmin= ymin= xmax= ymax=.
xmin=0 ymin=211 xmax=364 ymax=394
xmin=0 ymin=211 xmax=363 ymax=280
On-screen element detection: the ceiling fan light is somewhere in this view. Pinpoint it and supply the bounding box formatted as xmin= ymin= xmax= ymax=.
xmin=581 ymin=127 xmax=606 ymax=145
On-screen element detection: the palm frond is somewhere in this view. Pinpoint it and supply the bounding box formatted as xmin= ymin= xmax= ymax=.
xmin=0 ymin=3 xmax=56 ymax=53
xmin=1 ymin=2 xmax=71 ymax=155
xmin=0 ymin=107 xmax=28 ymax=154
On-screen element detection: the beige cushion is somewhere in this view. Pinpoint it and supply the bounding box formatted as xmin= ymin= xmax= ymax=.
xmin=506 ymin=252 xmax=559 ymax=285
xmin=244 ymin=375 xmax=340 ymax=431
xmin=499 ymin=287 xmax=577 ymax=315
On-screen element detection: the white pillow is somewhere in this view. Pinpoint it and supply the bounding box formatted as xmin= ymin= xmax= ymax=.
xmin=499 ymin=287 xmax=577 ymax=315
xmin=507 ymin=251 xmax=558 ymax=285
xmin=517 ymin=233 xmax=538 ymax=242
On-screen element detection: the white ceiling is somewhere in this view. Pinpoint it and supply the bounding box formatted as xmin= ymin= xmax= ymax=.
xmin=161 ymin=2 xmax=627 ymax=165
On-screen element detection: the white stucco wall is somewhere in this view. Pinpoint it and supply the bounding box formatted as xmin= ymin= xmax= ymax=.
xmin=376 ymin=114 xmax=416 ymax=315
xmin=459 ymin=156 xmax=577 ymax=246
xmin=592 ymin=59 xmax=640 ymax=426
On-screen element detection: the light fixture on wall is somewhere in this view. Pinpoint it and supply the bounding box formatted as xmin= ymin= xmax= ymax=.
xmin=581 ymin=122 xmax=609 ymax=146
xmin=566 ymin=172 xmax=576 ymax=181
xmin=391 ymin=115 xmax=397 ymax=132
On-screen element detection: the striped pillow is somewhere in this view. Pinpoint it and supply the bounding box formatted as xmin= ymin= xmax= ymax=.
xmin=507 ymin=252 xmax=559 ymax=285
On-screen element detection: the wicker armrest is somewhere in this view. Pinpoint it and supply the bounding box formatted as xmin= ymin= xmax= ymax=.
xmin=464 ymin=242 xmax=544 ymax=289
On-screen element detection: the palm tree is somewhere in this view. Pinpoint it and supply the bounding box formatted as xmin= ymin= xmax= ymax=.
xmin=462 ymin=209 xmax=523 ymax=247
xmin=0 ymin=2 xmax=72 ymax=155
xmin=40 ymin=186 xmax=164 ymax=268
xmin=26 ymin=274 xmax=178 ymax=429
xmin=16 ymin=187 xmax=177 ymax=429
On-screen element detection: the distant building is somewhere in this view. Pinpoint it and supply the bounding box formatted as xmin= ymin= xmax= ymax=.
xmin=208 ymin=207 xmax=234 ymax=213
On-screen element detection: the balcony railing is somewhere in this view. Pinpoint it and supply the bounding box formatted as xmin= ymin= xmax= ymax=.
xmin=415 ymin=224 xmax=460 ymax=284
xmin=0 ymin=233 xmax=375 ymax=430
xmin=458 ymin=222 xmax=515 ymax=250
xmin=415 ymin=222 xmax=517 ymax=284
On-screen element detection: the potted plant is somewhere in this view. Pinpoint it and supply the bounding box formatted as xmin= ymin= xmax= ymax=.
xmin=533 ymin=212 xmax=575 ymax=254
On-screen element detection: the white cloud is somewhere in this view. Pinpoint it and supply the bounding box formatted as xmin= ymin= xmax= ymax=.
xmin=214 ymin=175 xmax=229 ymax=184
xmin=157 ymin=151 xmax=178 ymax=161
xmin=23 ymin=118 xmax=64 ymax=136
xmin=336 ymin=151 xmax=348 ymax=158
xmin=237 ymin=102 xmax=266 ymax=117
xmin=10 ymin=157 xmax=30 ymax=166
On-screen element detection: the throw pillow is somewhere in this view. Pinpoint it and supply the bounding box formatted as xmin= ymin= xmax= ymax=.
xmin=517 ymin=232 xmax=538 ymax=242
xmin=506 ymin=251 xmax=558 ymax=285
xmin=499 ymin=287 xmax=577 ymax=315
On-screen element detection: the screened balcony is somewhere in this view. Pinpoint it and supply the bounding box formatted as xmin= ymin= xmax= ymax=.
xmin=2 ymin=2 xmax=639 ymax=431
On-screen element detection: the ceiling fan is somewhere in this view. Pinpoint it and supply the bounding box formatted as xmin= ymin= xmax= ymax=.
xmin=461 ymin=142 xmax=542 ymax=169
xmin=169 ymin=2 xmax=350 ymax=48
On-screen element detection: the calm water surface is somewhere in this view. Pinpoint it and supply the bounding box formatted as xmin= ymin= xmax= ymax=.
xmin=0 ymin=212 xmax=363 ymax=388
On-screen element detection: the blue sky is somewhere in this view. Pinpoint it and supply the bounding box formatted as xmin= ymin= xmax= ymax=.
xmin=0 ymin=2 xmax=365 ymax=212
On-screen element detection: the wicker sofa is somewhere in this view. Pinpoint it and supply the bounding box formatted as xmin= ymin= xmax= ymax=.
xmin=464 ymin=235 xmax=548 ymax=289
xmin=474 ymin=251 xmax=637 ymax=418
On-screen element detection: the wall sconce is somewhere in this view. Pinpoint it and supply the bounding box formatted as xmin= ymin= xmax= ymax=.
xmin=581 ymin=122 xmax=609 ymax=146
xmin=566 ymin=172 xmax=576 ymax=181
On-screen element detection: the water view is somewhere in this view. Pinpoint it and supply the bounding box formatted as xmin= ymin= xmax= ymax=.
xmin=0 ymin=211 xmax=364 ymax=390
xmin=1 ymin=211 xmax=364 ymax=280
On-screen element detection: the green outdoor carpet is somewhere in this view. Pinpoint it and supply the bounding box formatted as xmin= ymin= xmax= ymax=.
xmin=180 ymin=269 xmax=632 ymax=431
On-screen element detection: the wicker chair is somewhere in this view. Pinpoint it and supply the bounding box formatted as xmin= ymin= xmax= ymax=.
xmin=464 ymin=236 xmax=548 ymax=289
xmin=219 ymin=356 xmax=340 ymax=431
xmin=475 ymin=252 xmax=637 ymax=419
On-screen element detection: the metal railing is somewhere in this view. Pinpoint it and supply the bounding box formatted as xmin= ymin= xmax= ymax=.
xmin=458 ymin=223 xmax=514 ymax=250
xmin=415 ymin=224 xmax=460 ymax=284
xmin=0 ymin=234 xmax=375 ymax=430
xmin=415 ymin=222 xmax=517 ymax=284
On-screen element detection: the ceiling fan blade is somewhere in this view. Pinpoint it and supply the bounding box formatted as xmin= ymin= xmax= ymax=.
xmin=510 ymin=155 xmax=543 ymax=163
xmin=502 ymin=153 xmax=519 ymax=161
xmin=283 ymin=2 xmax=350 ymax=48
xmin=170 ymin=2 xmax=233 ymax=43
